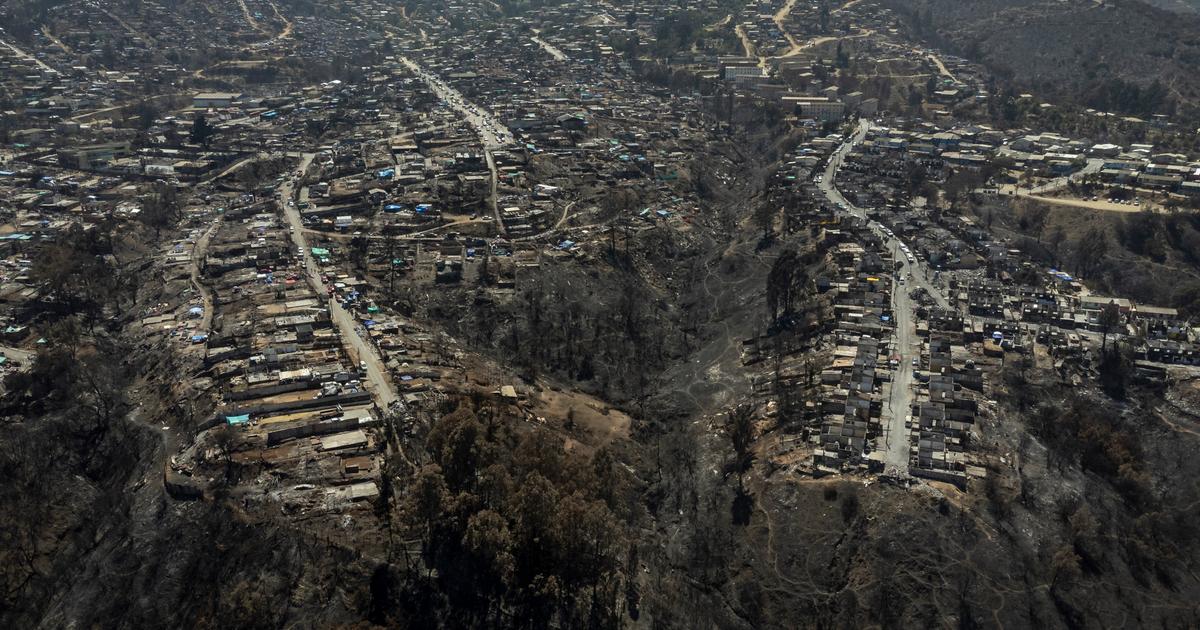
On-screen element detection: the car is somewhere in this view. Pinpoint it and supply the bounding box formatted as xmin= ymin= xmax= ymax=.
xmin=912 ymin=357 xmax=919 ymax=367
xmin=360 ymin=361 xmax=368 ymax=371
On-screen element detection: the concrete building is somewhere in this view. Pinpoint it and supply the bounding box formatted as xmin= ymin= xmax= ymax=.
xmin=192 ymin=92 xmax=243 ymax=108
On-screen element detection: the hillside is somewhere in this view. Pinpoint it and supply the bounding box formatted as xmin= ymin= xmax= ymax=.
xmin=884 ymin=0 xmax=1200 ymax=119
xmin=1144 ymin=0 xmax=1200 ymax=12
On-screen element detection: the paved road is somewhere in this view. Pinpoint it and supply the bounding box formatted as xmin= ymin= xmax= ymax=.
xmin=279 ymin=153 xmax=398 ymax=408
xmin=819 ymin=120 xmax=950 ymax=308
xmin=397 ymin=56 xmax=512 ymax=149
xmin=885 ymin=263 xmax=917 ymax=473
xmin=99 ymin=7 xmax=155 ymax=45
xmin=1005 ymin=158 xmax=1104 ymax=196
xmin=397 ymin=55 xmax=512 ymax=234
xmin=994 ymin=160 xmax=1176 ymax=213
xmin=1 ymin=38 xmax=56 ymax=73
xmin=531 ymin=34 xmax=567 ymax=60
xmin=484 ymin=150 xmax=504 ymax=235
xmin=816 ymin=119 xmax=926 ymax=473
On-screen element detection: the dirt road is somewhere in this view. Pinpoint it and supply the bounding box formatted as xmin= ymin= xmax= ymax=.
xmin=734 ymin=24 xmax=765 ymax=67
xmin=0 ymin=345 xmax=35 ymax=364
xmin=189 ymin=218 xmax=221 ymax=333
xmin=927 ymin=53 xmax=955 ymax=82
xmin=773 ymin=0 xmax=803 ymax=56
xmin=1023 ymin=194 xmax=1162 ymax=214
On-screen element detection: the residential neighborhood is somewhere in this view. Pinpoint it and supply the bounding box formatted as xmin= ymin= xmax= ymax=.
xmin=3 ymin=0 xmax=1200 ymax=628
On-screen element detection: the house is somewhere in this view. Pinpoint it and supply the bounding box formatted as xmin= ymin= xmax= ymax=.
xmin=782 ymin=96 xmax=845 ymax=122
xmin=57 ymin=141 xmax=132 ymax=169
xmin=1133 ymin=304 xmax=1179 ymax=321
xmin=1079 ymin=295 xmax=1132 ymax=314
xmin=192 ymin=92 xmax=243 ymax=108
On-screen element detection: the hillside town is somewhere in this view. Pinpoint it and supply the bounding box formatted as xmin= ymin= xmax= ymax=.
xmin=3 ymin=0 xmax=1200 ymax=628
